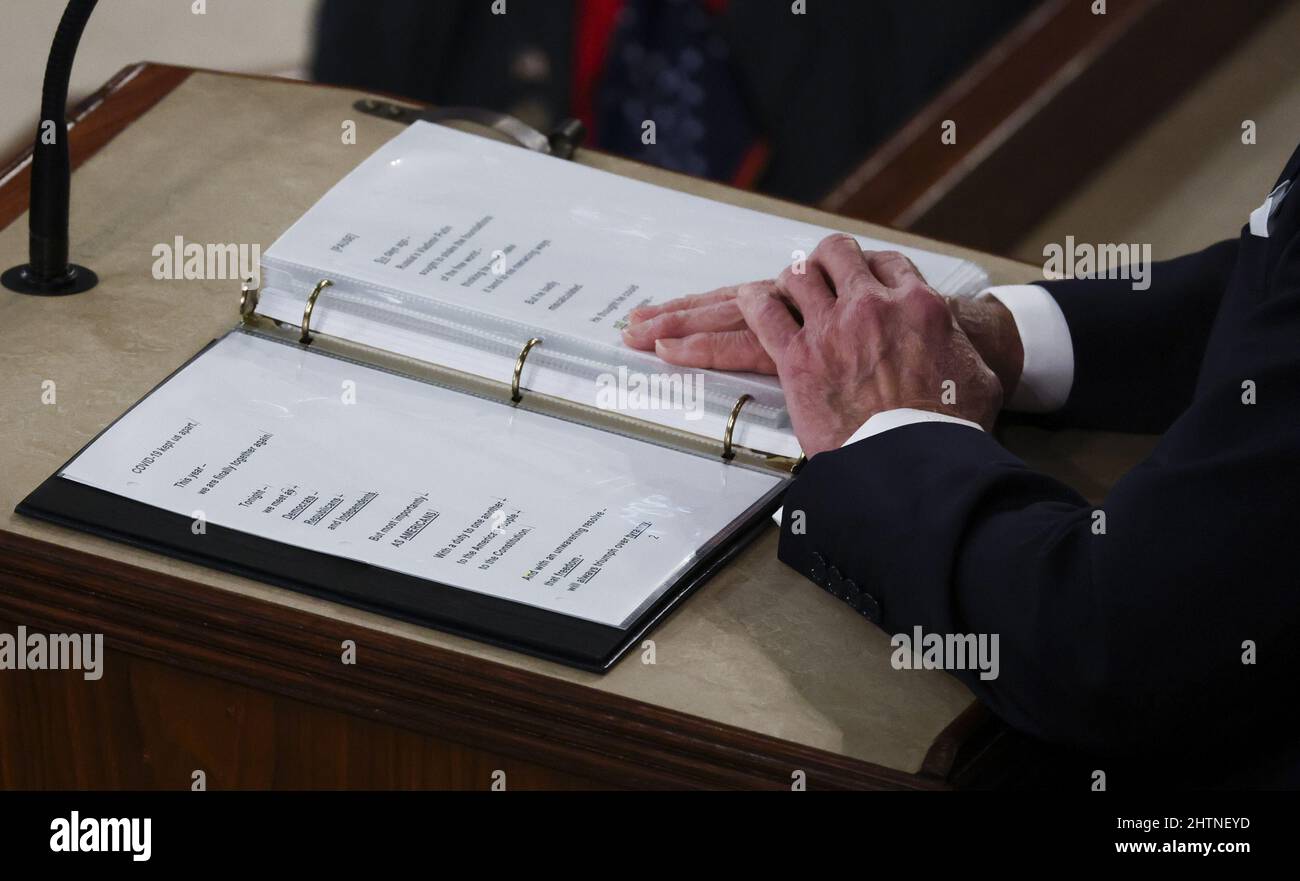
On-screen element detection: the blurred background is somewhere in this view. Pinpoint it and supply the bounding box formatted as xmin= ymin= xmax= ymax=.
xmin=1 ymin=0 xmax=1298 ymax=265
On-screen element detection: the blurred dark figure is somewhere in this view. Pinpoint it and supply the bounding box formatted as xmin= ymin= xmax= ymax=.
xmin=313 ymin=0 xmax=1037 ymax=203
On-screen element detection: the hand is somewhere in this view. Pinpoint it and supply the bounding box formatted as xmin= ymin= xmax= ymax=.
xmin=623 ymin=248 xmax=1025 ymax=398
xmin=622 ymin=286 xmax=778 ymax=374
xmin=636 ymin=235 xmax=1005 ymax=457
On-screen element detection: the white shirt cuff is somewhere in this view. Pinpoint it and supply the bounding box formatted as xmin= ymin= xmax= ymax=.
xmin=983 ymin=284 xmax=1074 ymax=413
xmin=842 ymin=407 xmax=984 ymax=445
xmin=771 ymin=409 xmax=982 ymax=525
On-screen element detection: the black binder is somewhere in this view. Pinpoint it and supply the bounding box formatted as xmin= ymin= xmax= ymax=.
xmin=18 ymin=334 xmax=787 ymax=673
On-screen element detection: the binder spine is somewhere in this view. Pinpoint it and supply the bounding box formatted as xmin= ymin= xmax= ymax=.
xmin=239 ymin=280 xmax=802 ymax=473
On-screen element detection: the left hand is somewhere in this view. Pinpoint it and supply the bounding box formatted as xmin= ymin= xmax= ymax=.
xmin=627 ymin=234 xmax=1003 ymax=457
xmin=622 ymin=286 xmax=778 ymax=374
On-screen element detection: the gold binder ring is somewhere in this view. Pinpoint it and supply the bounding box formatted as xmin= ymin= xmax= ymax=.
xmin=722 ymin=394 xmax=753 ymax=461
xmin=299 ymin=278 xmax=334 ymax=344
xmin=239 ymin=276 xmax=260 ymax=318
xmin=511 ymin=337 xmax=542 ymax=404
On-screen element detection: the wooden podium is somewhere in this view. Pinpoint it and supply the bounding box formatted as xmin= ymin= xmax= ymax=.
xmin=0 ymin=64 xmax=1155 ymax=789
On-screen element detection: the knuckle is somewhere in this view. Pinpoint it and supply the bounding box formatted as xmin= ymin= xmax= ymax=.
xmin=782 ymin=267 xmax=821 ymax=302
xmin=878 ymin=250 xmax=919 ymax=280
xmin=841 ymin=268 xmax=874 ymax=295
xmin=901 ymin=283 xmax=945 ymax=320
xmin=813 ymin=232 xmax=857 ymax=258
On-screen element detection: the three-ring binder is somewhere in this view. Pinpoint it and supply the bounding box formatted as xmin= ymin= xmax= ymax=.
xmin=511 ymin=337 xmax=542 ymax=404
xmin=257 ymin=284 xmax=793 ymax=469
xmin=299 ymin=278 xmax=334 ymax=344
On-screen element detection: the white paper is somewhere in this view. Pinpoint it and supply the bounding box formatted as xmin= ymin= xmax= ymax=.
xmin=60 ymin=332 xmax=782 ymax=628
xmin=257 ymin=122 xmax=989 ymax=457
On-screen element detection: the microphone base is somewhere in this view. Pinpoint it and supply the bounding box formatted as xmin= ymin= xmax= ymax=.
xmin=2 ymin=263 xmax=98 ymax=295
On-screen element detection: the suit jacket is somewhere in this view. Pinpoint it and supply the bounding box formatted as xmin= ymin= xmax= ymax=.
xmin=779 ymin=143 xmax=1300 ymax=787
xmin=312 ymin=0 xmax=1036 ymax=201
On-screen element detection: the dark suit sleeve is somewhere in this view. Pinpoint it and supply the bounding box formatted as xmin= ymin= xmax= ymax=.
xmin=1037 ymin=239 xmax=1237 ymax=434
xmin=779 ymin=330 xmax=1298 ymax=758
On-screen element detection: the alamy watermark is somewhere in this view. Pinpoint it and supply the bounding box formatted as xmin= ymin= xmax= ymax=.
xmin=890 ymin=626 xmax=999 ymax=681
xmin=0 ymin=625 xmax=103 ymax=680
xmin=50 ymin=811 xmax=150 ymax=862
xmin=152 ymin=235 xmax=260 ymax=283
xmin=1043 ymin=236 xmax=1152 ymax=291
xmin=595 ymin=366 xmax=705 ymax=421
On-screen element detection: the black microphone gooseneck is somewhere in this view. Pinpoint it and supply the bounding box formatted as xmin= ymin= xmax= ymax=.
xmin=2 ymin=0 xmax=100 ymax=296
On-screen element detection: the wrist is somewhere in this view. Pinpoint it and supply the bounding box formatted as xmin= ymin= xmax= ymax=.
xmin=946 ymin=294 xmax=1024 ymax=401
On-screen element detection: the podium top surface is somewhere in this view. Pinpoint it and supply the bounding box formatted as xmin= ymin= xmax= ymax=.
xmin=0 ymin=65 xmax=1052 ymax=783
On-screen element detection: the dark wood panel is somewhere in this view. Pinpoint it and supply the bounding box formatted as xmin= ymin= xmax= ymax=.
xmin=0 ymin=529 xmax=946 ymax=790
xmin=0 ymin=622 xmax=604 ymax=790
xmin=823 ymin=0 xmax=1282 ymax=254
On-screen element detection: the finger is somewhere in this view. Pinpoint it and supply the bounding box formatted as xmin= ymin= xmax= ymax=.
xmin=627 ymin=287 xmax=739 ymax=323
xmin=621 ymin=299 xmax=746 ymax=349
xmin=654 ymin=331 xmax=778 ymax=374
xmin=777 ymin=262 xmax=834 ymax=321
xmin=810 ymin=233 xmax=884 ymax=299
xmin=864 ymin=250 xmax=924 ymax=289
xmin=736 ymin=282 xmax=800 ymax=362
